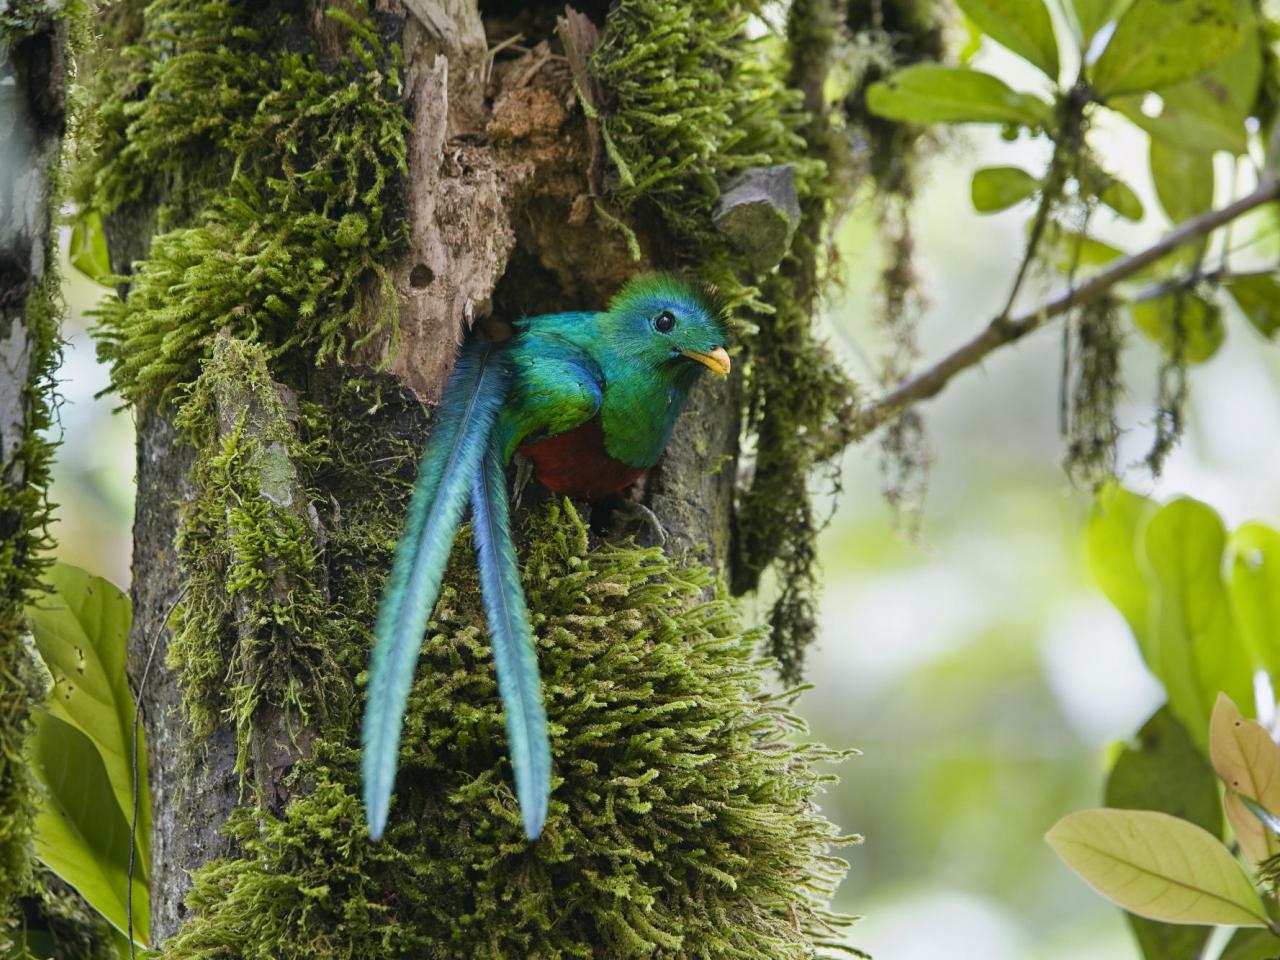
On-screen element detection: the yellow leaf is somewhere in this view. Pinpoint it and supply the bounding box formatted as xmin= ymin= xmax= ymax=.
xmin=1210 ymin=693 xmax=1280 ymax=863
xmin=1046 ymin=809 xmax=1267 ymax=926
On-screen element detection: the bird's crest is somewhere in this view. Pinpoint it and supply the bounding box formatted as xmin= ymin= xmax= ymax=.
xmin=609 ymin=273 xmax=729 ymax=326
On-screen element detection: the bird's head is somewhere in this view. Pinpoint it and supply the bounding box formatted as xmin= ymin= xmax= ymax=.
xmin=604 ymin=273 xmax=731 ymax=381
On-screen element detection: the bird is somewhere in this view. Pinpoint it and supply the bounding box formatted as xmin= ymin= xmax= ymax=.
xmin=362 ymin=273 xmax=731 ymax=842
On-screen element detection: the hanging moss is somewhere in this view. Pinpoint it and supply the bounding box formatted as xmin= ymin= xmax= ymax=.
xmin=1064 ymin=299 xmax=1124 ymax=487
xmin=164 ymin=500 xmax=855 ymax=960
xmin=592 ymin=0 xmax=859 ymax=679
xmin=84 ymin=1 xmax=409 ymax=405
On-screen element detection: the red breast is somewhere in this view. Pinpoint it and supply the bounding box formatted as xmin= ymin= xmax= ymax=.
xmin=518 ymin=418 xmax=644 ymax=500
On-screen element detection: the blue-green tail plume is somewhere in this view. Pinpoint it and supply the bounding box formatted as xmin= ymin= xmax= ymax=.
xmin=362 ymin=341 xmax=510 ymax=841
xmin=470 ymin=439 xmax=551 ymax=838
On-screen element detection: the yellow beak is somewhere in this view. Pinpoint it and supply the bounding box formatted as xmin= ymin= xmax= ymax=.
xmin=682 ymin=346 xmax=731 ymax=376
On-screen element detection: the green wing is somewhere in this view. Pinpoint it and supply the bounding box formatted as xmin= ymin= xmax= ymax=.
xmin=496 ymin=331 xmax=603 ymax=462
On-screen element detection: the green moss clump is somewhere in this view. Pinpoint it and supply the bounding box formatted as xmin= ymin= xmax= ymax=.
xmin=163 ymin=501 xmax=854 ymax=959
xmin=169 ymin=337 xmax=339 ymax=777
xmin=592 ymin=0 xmax=860 ymax=679
xmin=85 ymin=2 xmax=409 ymax=405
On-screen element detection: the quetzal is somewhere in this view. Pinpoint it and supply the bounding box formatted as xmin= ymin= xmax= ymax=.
xmin=362 ymin=274 xmax=731 ymax=841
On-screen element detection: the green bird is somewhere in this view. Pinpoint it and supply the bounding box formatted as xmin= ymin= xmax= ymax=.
xmin=362 ymin=273 xmax=731 ymax=841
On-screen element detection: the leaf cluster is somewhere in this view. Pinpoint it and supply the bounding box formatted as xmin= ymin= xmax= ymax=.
xmin=1049 ymin=485 xmax=1280 ymax=959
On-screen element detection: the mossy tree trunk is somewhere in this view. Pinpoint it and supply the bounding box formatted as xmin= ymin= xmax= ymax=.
xmin=0 ymin=5 xmax=67 ymax=946
xmin=84 ymin=0 xmax=868 ymax=955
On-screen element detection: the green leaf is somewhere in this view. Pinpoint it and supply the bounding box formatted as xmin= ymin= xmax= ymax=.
xmin=1150 ymin=139 xmax=1214 ymax=226
xmin=1224 ymin=274 xmax=1280 ymax=339
xmin=1112 ymin=93 xmax=1249 ymax=154
xmin=25 ymin=562 xmax=150 ymax=876
xmin=1086 ymin=483 xmax=1157 ymax=653
xmin=971 ymin=166 xmax=1040 ymax=212
xmin=68 ymin=211 xmax=112 ymax=285
xmin=1107 ymin=707 xmax=1223 ymax=832
xmin=1068 ymin=0 xmax=1133 ymax=48
xmin=1090 ymin=0 xmax=1244 ymax=97
xmin=1108 ymin=0 xmax=1260 ymax=156
xmin=31 ymin=714 xmax=150 ymax=947
xmin=959 ymin=17 xmax=984 ymax=65
xmin=1133 ymin=293 xmax=1224 ymax=364
xmin=1221 ymin=927 xmax=1280 ymax=960
xmin=1210 ymin=694 xmax=1280 ymax=864
xmin=1143 ymin=498 xmax=1254 ymax=742
xmin=1077 ymin=158 xmax=1144 ymax=221
xmin=954 ymin=0 xmax=1060 ymax=78
xmin=1229 ymin=522 xmax=1280 ymax=677
xmin=1105 ymin=706 xmax=1221 ymax=960
xmin=1043 ymin=221 xmax=1128 ymax=275
xmin=1098 ymin=176 xmax=1144 ymax=221
xmin=865 ymin=65 xmax=1053 ymax=127
xmin=1046 ymin=809 xmax=1267 ymax=926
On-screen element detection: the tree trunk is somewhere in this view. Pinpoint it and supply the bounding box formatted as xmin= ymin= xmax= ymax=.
xmin=87 ymin=1 xmax=856 ymax=955
xmin=0 ymin=5 xmax=67 ymax=944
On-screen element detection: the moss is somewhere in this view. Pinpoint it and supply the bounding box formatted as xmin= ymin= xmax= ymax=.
xmin=164 ymin=501 xmax=855 ymax=960
xmin=84 ymin=1 xmax=409 ymax=405
xmin=592 ymin=0 xmax=860 ymax=679
xmin=168 ymin=336 xmax=339 ymax=779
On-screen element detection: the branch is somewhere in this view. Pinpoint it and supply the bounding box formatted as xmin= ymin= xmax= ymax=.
xmin=831 ymin=168 xmax=1280 ymax=452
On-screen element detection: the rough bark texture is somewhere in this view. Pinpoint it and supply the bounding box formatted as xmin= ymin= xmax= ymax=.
xmin=0 ymin=3 xmax=66 ymax=942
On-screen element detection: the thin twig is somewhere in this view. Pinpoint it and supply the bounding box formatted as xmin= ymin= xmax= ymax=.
xmin=831 ymin=170 xmax=1280 ymax=450
xmin=128 ymin=583 xmax=189 ymax=959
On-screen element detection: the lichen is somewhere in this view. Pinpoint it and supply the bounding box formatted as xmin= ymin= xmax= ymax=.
xmin=592 ymin=0 xmax=860 ymax=679
xmin=83 ymin=1 xmax=409 ymax=405
xmin=163 ymin=500 xmax=856 ymax=960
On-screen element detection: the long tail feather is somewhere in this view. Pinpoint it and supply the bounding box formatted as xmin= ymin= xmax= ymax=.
xmin=363 ymin=341 xmax=509 ymax=840
xmin=471 ymin=438 xmax=551 ymax=839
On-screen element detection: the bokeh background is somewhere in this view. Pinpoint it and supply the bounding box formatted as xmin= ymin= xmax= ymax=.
xmin=46 ymin=38 xmax=1280 ymax=960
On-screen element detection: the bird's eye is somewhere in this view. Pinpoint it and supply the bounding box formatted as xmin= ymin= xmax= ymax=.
xmin=654 ymin=311 xmax=676 ymax=333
